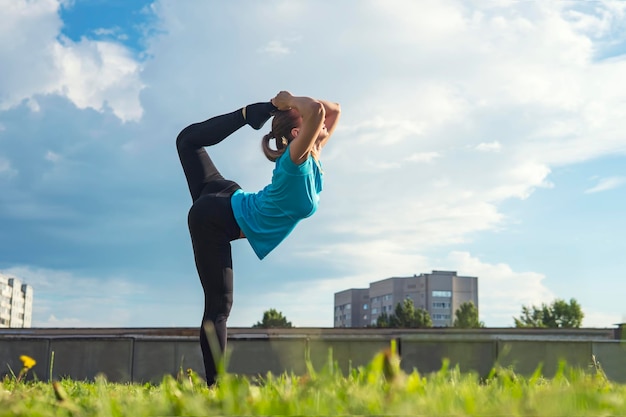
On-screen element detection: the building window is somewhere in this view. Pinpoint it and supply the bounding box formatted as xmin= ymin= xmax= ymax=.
xmin=432 ymin=314 xmax=451 ymax=320
xmin=363 ymin=304 xmax=368 ymax=310
xmin=372 ymin=308 xmax=378 ymax=314
xmin=432 ymin=290 xmax=452 ymax=298
xmin=345 ymin=304 xmax=351 ymax=310
xmin=383 ymin=294 xmax=392 ymax=301
xmin=432 ymin=302 xmax=450 ymax=309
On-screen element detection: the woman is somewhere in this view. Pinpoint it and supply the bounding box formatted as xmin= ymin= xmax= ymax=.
xmin=176 ymin=91 xmax=341 ymax=385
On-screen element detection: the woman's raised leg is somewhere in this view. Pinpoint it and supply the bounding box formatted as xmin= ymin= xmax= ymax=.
xmin=176 ymin=109 xmax=245 ymax=202
xmin=175 ymin=102 xmax=277 ymax=201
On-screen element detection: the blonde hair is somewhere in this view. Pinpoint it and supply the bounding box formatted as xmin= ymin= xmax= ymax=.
xmin=261 ymin=109 xmax=301 ymax=162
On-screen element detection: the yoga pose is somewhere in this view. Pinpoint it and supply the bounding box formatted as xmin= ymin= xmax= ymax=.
xmin=176 ymin=91 xmax=341 ymax=385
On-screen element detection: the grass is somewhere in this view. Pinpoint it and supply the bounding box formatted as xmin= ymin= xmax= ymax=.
xmin=1 ymin=346 xmax=625 ymax=416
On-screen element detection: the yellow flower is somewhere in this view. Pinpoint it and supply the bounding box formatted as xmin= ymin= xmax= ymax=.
xmin=20 ymin=355 xmax=36 ymax=370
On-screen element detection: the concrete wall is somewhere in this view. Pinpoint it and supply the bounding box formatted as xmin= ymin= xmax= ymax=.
xmin=1 ymin=328 xmax=624 ymax=383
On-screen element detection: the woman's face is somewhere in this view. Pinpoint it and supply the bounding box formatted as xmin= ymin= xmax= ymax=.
xmin=316 ymin=123 xmax=329 ymax=142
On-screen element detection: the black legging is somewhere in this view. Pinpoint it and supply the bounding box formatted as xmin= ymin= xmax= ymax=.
xmin=176 ymin=109 xmax=246 ymax=385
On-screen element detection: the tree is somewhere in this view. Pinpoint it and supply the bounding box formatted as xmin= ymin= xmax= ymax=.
xmin=543 ymin=298 xmax=584 ymax=328
xmin=453 ymin=301 xmax=485 ymax=328
xmin=376 ymin=298 xmax=432 ymax=328
xmin=392 ymin=298 xmax=417 ymax=327
xmin=514 ymin=298 xmax=584 ymax=328
xmin=252 ymin=308 xmax=293 ymax=328
xmin=376 ymin=312 xmax=391 ymax=328
xmin=413 ymin=308 xmax=433 ymax=328
xmin=515 ymin=305 xmax=545 ymax=328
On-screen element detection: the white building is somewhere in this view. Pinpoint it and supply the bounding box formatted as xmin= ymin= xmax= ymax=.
xmin=0 ymin=273 xmax=33 ymax=328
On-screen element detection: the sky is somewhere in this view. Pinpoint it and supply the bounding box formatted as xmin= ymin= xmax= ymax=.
xmin=1 ymin=0 xmax=626 ymax=329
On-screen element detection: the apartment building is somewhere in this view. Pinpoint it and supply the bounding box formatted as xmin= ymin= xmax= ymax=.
xmin=0 ymin=273 xmax=33 ymax=328
xmin=334 ymin=270 xmax=478 ymax=327
xmin=334 ymin=288 xmax=369 ymax=328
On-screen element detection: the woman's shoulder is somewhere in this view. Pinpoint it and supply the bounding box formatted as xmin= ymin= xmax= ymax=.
xmin=278 ymin=147 xmax=315 ymax=173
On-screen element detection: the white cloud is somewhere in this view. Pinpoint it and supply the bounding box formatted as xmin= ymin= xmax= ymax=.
xmin=44 ymin=151 xmax=61 ymax=163
xmin=0 ymin=157 xmax=17 ymax=178
xmin=475 ymin=141 xmax=502 ymax=152
xmin=445 ymin=251 xmax=554 ymax=327
xmin=585 ymin=176 xmax=626 ymax=193
xmin=259 ymin=40 xmax=290 ymax=56
xmin=582 ymin=310 xmax=624 ymax=328
xmin=0 ymin=0 xmax=144 ymax=122
xmin=52 ymin=39 xmax=144 ymax=121
xmin=405 ymin=152 xmax=441 ymax=163
xmin=92 ymin=26 xmax=129 ymax=42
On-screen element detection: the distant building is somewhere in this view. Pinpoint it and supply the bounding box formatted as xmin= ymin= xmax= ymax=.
xmin=0 ymin=273 xmax=33 ymax=328
xmin=334 ymin=270 xmax=478 ymax=327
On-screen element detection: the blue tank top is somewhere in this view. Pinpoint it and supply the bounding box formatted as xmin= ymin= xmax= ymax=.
xmin=230 ymin=147 xmax=323 ymax=259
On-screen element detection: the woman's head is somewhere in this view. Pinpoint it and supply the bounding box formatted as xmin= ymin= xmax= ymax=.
xmin=261 ymin=109 xmax=302 ymax=162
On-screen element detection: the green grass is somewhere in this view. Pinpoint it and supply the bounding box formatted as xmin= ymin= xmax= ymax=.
xmin=2 ymin=347 xmax=625 ymax=416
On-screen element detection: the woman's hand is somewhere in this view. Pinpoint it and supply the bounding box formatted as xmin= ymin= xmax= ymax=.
xmin=271 ymin=91 xmax=293 ymax=111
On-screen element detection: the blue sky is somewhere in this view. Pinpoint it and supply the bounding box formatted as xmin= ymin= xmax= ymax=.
xmin=1 ymin=0 xmax=626 ymax=328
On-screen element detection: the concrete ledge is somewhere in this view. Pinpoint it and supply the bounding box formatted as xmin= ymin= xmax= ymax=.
xmin=229 ymin=338 xmax=308 ymax=377
xmin=132 ymin=339 xmax=203 ymax=383
xmin=496 ymin=340 xmax=593 ymax=376
xmin=592 ymin=341 xmax=626 ymax=383
xmin=401 ymin=340 xmax=495 ymax=376
xmin=308 ymin=336 xmax=392 ymax=374
xmin=1 ymin=328 xmax=624 ymax=383
xmin=0 ymin=338 xmax=49 ymax=381
xmin=50 ymin=338 xmax=134 ymax=382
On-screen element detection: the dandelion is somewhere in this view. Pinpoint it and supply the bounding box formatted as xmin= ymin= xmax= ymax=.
xmin=17 ymin=355 xmax=36 ymax=382
xmin=20 ymin=355 xmax=36 ymax=370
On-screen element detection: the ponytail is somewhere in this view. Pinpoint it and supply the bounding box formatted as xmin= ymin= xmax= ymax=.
xmin=260 ymin=109 xmax=301 ymax=162
xmin=261 ymin=132 xmax=288 ymax=162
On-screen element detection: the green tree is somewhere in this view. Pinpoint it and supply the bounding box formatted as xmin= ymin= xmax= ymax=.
xmin=392 ymin=298 xmax=417 ymax=327
xmin=453 ymin=301 xmax=485 ymax=328
xmin=376 ymin=298 xmax=432 ymax=328
xmin=515 ymin=305 xmax=545 ymax=327
xmin=252 ymin=308 xmax=293 ymax=328
xmin=414 ymin=308 xmax=433 ymax=328
xmin=514 ymin=298 xmax=584 ymax=328
xmin=375 ymin=312 xmax=391 ymax=328
xmin=542 ymin=298 xmax=584 ymax=328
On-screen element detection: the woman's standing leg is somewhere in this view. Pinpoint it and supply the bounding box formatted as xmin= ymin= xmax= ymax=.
xmin=187 ymin=194 xmax=239 ymax=386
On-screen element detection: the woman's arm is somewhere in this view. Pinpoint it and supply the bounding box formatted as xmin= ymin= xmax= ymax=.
xmin=272 ymin=91 xmax=325 ymax=165
xmin=316 ymin=99 xmax=341 ymax=150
